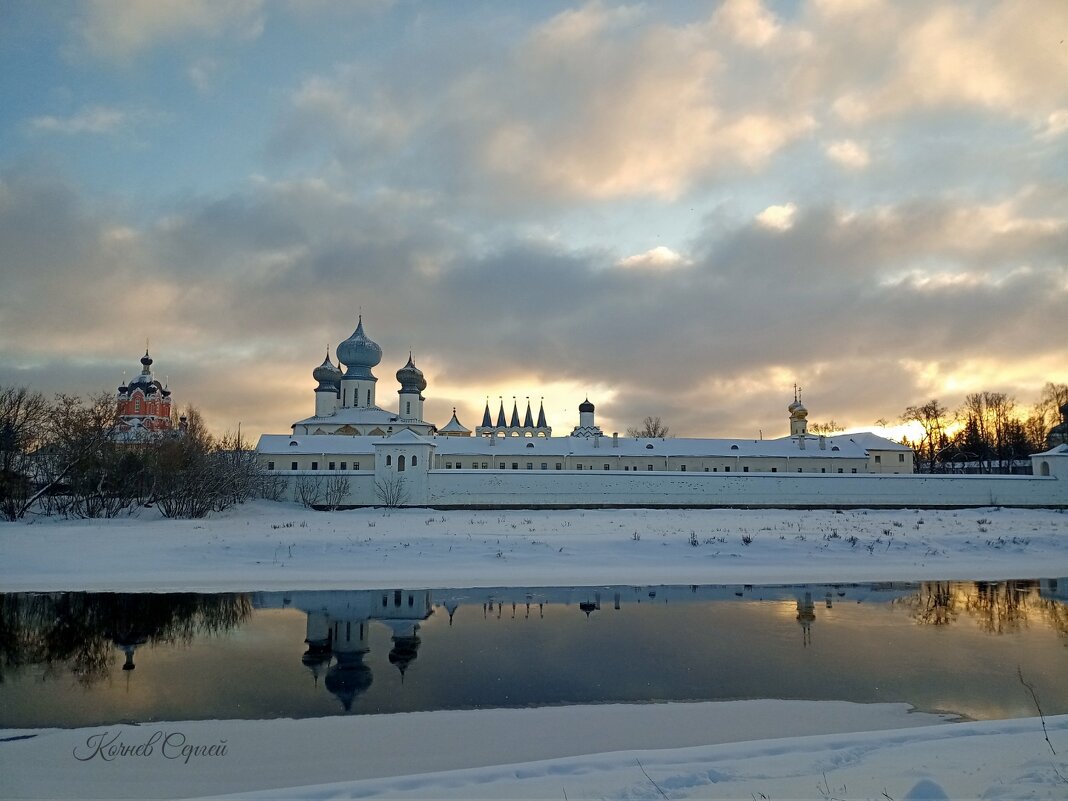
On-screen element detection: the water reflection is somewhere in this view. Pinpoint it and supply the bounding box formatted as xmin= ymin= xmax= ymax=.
xmin=0 ymin=592 xmax=252 ymax=686
xmin=1 ymin=580 xmax=1065 ymax=728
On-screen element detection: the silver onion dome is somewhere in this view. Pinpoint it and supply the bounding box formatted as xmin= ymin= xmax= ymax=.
xmin=313 ymin=351 xmax=342 ymax=391
xmin=336 ymin=316 xmax=382 ymax=379
xmin=396 ymin=354 xmax=426 ymax=394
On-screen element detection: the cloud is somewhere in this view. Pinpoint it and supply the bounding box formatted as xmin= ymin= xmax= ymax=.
xmin=711 ymin=0 xmax=781 ymax=48
xmin=755 ymin=203 xmax=797 ymax=230
xmin=825 ymin=139 xmax=870 ymax=169
xmin=615 ymin=246 xmax=690 ymax=271
xmin=29 ymin=106 xmax=129 ymax=135
xmin=77 ymin=0 xmax=265 ymax=59
xmin=1 ymin=170 xmax=1065 ymax=439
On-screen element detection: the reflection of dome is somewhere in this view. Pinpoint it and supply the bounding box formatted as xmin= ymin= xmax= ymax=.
xmin=395 ymin=354 xmax=427 ymax=393
xmin=336 ymin=316 xmax=382 ymax=378
xmin=324 ymin=654 xmax=373 ymax=711
xmin=302 ymin=644 xmax=333 ymax=685
xmin=579 ymin=398 xmax=595 ymax=414
xmin=388 ymin=635 xmax=422 ymax=679
xmin=112 ymin=634 xmax=148 ymax=671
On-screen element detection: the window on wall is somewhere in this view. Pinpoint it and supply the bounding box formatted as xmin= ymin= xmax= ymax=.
xmin=541 ymin=463 xmax=547 ymax=470
xmin=875 ymin=455 xmax=882 ymax=464
xmin=446 ymin=462 xmax=453 ymax=469
xmin=366 ymin=390 xmax=371 ymax=406
xmin=341 ymin=462 xmax=347 ymax=470
xmin=398 ymin=456 xmax=406 ymax=471
xmin=680 ymin=465 xmax=687 ymax=472
xmin=743 ymin=466 xmax=749 ymax=472
xmin=386 ymin=455 xmax=391 ymax=466
xmin=291 ymin=461 xmax=298 ymax=470
xmin=406 ymin=401 xmax=411 ymax=415
xmin=797 ymin=468 xmax=802 ymax=473
xmin=577 ymin=464 xmax=583 ymax=470
xmin=838 ymin=468 xmax=843 ymax=473
xmin=412 ymin=456 xmax=417 ymax=467
xmin=511 ymin=462 xmax=518 ymax=470
xmin=267 ymin=461 xmax=275 ymax=470
xmin=482 ymin=462 xmax=488 ymax=469
xmin=354 ymin=462 xmax=359 ymax=470
xmin=603 ymin=464 xmax=609 ymax=470
xmin=771 ymin=467 xmax=777 ymax=472
xmin=555 ymin=463 xmax=562 ymax=470
xmin=647 ymin=465 xmax=653 ymax=471
xmin=311 ymin=461 xmax=319 ymax=470
xmin=329 ymin=462 xmax=335 ymax=470
xmin=724 ymin=466 xmax=730 ymax=472
xmin=851 ymin=468 xmax=857 ymax=473
xmin=899 ymin=453 xmax=905 ymax=462
xmin=526 ymin=462 xmax=533 ymax=470
xmin=821 ymin=468 xmax=826 ymax=473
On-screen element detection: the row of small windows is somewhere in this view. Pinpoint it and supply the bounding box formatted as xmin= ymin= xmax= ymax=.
xmin=270 ymin=460 xmax=860 ymax=474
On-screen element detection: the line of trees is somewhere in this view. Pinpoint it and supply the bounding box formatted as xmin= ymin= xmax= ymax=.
xmin=0 ymin=386 xmax=266 ymax=521
xmin=901 ymin=382 xmax=1067 ymax=474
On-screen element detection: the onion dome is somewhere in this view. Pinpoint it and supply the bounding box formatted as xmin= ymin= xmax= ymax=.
xmin=396 ymin=353 xmax=426 ymax=394
xmin=313 ymin=351 xmax=342 ymax=391
xmin=140 ymin=350 xmax=153 ymax=371
xmin=579 ymin=397 xmax=595 ymax=414
xmin=336 ymin=315 xmax=382 ymax=379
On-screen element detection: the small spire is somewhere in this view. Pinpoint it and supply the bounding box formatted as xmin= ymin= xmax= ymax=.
xmin=537 ymin=398 xmax=547 ymax=428
xmin=523 ymin=397 xmax=534 ymax=428
xmin=481 ymin=397 xmax=492 ymax=427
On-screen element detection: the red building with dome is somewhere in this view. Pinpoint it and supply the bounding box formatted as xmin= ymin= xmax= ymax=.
xmin=115 ymin=350 xmax=178 ymax=439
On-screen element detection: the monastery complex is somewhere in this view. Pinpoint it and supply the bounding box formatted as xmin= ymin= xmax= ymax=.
xmin=254 ymin=317 xmax=1068 ymax=509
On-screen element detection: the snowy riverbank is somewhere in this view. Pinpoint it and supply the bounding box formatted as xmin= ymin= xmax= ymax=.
xmin=1 ymin=501 xmax=1066 ymax=592
xmin=2 ymin=501 xmax=1067 ymax=799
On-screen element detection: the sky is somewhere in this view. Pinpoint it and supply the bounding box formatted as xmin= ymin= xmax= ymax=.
xmin=0 ymin=0 xmax=1066 ymax=441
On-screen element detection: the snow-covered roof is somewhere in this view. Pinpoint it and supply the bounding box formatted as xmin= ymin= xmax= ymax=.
xmin=292 ymin=406 xmax=411 ymax=427
xmin=438 ymin=410 xmax=471 ymax=434
xmin=1033 ymin=443 xmax=1068 ymax=457
xmin=838 ymin=432 xmax=914 ymax=452
xmin=260 ymin=433 xmax=872 ymax=460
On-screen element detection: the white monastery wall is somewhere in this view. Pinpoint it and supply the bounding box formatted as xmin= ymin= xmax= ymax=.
xmin=273 ymin=467 xmax=1066 ymax=509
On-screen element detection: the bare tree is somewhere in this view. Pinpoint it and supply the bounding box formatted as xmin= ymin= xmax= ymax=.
xmin=323 ymin=474 xmax=351 ymax=510
xmin=626 ymin=416 xmax=670 ymax=438
xmin=374 ymin=473 xmax=409 ymax=507
xmin=901 ymin=399 xmax=950 ymax=473
xmin=809 ymin=420 xmax=844 ymax=434
xmin=294 ymin=474 xmax=324 ymax=508
xmin=0 ymin=386 xmax=51 ymax=521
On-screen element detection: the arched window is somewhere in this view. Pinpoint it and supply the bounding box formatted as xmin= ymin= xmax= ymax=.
xmin=1040 ymin=461 xmax=1050 ymax=476
xmin=385 ymin=454 xmax=391 ymax=466
xmin=398 ymin=455 xmax=406 ymax=471
xmin=411 ymin=456 xmax=417 ymax=467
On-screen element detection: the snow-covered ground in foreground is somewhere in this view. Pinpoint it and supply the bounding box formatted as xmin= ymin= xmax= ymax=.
xmin=2 ymin=501 xmax=1067 ymax=799
xmin=1 ymin=501 xmax=1066 ymax=592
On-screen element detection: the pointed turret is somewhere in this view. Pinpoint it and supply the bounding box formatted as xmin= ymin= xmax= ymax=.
xmin=523 ymin=398 xmax=534 ymax=428
xmin=536 ymin=399 xmax=547 ymax=428
xmin=495 ymin=399 xmax=507 ymax=427
xmin=481 ymin=398 xmax=492 ymax=428
xmin=509 ymin=398 xmax=521 ymax=428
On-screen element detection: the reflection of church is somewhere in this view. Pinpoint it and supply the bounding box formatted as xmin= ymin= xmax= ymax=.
xmin=283 ymin=589 xmax=433 ymax=711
